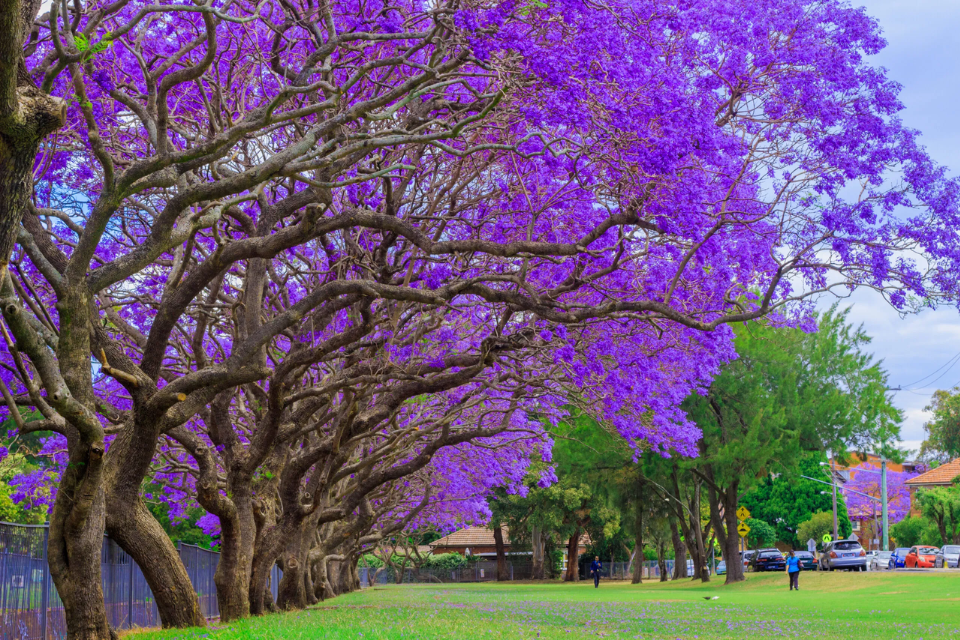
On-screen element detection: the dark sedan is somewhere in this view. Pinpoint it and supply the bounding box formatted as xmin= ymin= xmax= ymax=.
xmin=750 ymin=549 xmax=786 ymax=572
xmin=794 ymin=551 xmax=818 ymax=570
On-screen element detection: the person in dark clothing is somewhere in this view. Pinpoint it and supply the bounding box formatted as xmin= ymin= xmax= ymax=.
xmin=590 ymin=556 xmax=602 ymax=588
xmin=786 ymin=550 xmax=801 ymax=591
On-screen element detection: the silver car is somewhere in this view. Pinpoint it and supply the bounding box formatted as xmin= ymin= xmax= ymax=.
xmin=869 ymin=550 xmax=893 ymax=571
xmin=935 ymin=545 xmax=960 ymax=568
xmin=820 ymin=539 xmax=867 ymax=571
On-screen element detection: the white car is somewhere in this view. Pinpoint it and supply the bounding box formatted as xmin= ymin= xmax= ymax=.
xmin=869 ymin=551 xmax=893 ymax=571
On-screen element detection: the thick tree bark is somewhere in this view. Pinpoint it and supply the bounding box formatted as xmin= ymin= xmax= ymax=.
xmin=493 ymin=524 xmax=508 ymax=581
xmin=670 ymin=518 xmax=687 ymax=579
xmin=531 ymin=526 xmax=545 ymax=580
xmin=212 ymin=499 xmax=256 ymax=622
xmin=277 ymin=526 xmax=308 ymax=610
xmin=104 ymin=427 xmax=205 ymax=629
xmin=563 ymin=528 xmax=580 ymax=582
xmin=47 ymin=455 xmax=113 ymax=640
xmin=105 ymin=499 xmax=204 ymax=628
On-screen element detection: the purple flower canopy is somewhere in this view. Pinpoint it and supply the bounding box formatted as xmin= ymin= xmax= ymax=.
xmin=0 ymin=2 xmax=959 ymax=619
xmin=843 ymin=463 xmax=917 ymax=525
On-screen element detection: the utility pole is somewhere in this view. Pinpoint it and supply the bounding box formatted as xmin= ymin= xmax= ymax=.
xmin=881 ymin=455 xmax=889 ymax=552
xmin=831 ymin=456 xmax=839 ymax=540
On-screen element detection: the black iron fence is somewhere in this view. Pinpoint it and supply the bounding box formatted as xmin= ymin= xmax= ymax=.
xmin=0 ymin=521 xmax=281 ymax=639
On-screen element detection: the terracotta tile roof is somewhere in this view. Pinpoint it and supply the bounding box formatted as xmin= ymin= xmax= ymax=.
xmin=429 ymin=526 xmax=592 ymax=549
xmin=430 ymin=526 xmax=510 ymax=548
xmin=905 ymin=458 xmax=960 ymax=486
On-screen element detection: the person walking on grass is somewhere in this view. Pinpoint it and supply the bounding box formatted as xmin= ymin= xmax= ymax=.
xmin=786 ymin=550 xmax=801 ymax=591
xmin=590 ymin=556 xmax=602 ymax=588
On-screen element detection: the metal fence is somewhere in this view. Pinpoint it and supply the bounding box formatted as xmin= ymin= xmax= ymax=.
xmin=359 ymin=558 xmax=709 ymax=587
xmin=0 ymin=521 xmax=281 ymax=639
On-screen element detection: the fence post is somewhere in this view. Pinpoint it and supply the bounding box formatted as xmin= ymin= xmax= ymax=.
xmin=128 ymin=550 xmax=135 ymax=628
xmin=41 ymin=525 xmax=50 ymax=640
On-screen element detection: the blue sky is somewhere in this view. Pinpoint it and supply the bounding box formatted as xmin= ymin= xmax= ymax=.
xmin=824 ymin=1 xmax=960 ymax=453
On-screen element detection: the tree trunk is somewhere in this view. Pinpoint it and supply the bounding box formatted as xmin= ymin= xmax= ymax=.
xmin=105 ymin=499 xmax=204 ymax=628
xmin=656 ymin=540 xmax=668 ymax=582
xmin=47 ymin=464 xmax=113 ymax=640
xmin=688 ymin=481 xmax=710 ymax=583
xmin=631 ymin=508 xmax=644 ymax=585
xmin=249 ymin=521 xmax=289 ymax=615
xmin=493 ymin=524 xmax=508 ymax=581
xmin=531 ymin=526 xmax=545 ymax=580
xmin=104 ymin=427 xmax=205 ymax=629
xmin=212 ymin=501 xmax=255 ymax=622
xmin=276 ymin=525 xmax=307 ymax=610
xmin=670 ymin=518 xmax=687 ymax=579
xmin=563 ymin=528 xmax=580 ymax=582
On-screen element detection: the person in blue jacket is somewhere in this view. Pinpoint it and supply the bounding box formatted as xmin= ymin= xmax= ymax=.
xmin=786 ymin=551 xmax=801 ymax=590
xmin=590 ymin=556 xmax=602 ymax=588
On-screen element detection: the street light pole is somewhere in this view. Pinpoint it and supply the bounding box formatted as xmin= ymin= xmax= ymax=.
xmin=881 ymin=455 xmax=889 ymax=552
xmin=831 ymin=457 xmax=839 ymax=540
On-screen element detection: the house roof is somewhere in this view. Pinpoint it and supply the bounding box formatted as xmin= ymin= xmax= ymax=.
xmin=429 ymin=526 xmax=591 ymax=549
xmin=430 ymin=526 xmax=513 ymax=548
xmin=905 ymin=458 xmax=960 ymax=487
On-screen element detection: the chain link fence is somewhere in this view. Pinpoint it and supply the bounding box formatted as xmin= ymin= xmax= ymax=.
xmin=359 ymin=558 xmax=706 ymax=586
xmin=0 ymin=521 xmax=281 ymax=639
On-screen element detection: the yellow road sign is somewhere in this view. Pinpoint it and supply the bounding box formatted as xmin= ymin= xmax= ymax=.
xmin=822 ymin=534 xmax=832 ymax=544
xmin=737 ymin=522 xmax=750 ymax=538
xmin=736 ymin=506 xmax=751 ymax=521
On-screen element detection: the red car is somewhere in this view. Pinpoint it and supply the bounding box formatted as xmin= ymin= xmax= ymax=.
xmin=905 ymin=545 xmax=939 ymax=568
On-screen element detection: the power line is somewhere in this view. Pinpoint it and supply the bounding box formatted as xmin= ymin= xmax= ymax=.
xmin=899 ymin=351 xmax=960 ymax=390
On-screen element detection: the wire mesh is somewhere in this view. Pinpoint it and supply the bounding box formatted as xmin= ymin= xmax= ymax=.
xmin=0 ymin=522 xmax=233 ymax=639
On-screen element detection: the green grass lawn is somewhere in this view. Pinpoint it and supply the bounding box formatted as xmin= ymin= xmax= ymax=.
xmin=130 ymin=572 xmax=960 ymax=639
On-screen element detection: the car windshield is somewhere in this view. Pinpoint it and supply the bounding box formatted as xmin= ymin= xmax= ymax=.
xmin=795 ymin=552 xmax=812 ymax=558
xmin=918 ymin=547 xmax=938 ymax=553
xmin=759 ymin=552 xmax=781 ymax=558
xmin=944 ymin=546 xmax=960 ymax=553
xmin=833 ymin=541 xmax=861 ymax=551
xmin=877 ymin=551 xmax=892 ymax=558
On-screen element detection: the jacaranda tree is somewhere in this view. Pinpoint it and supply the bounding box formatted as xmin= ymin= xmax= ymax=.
xmin=2 ymin=1 xmax=960 ymax=638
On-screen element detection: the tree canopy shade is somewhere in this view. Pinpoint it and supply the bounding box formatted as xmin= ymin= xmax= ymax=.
xmin=1 ymin=1 xmax=960 ymax=638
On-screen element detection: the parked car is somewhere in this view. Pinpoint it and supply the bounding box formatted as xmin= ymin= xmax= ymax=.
xmin=741 ymin=550 xmax=758 ymax=570
xmin=889 ymin=547 xmax=911 ymax=569
xmin=750 ymin=549 xmax=786 ymax=572
xmin=794 ymin=551 xmax=818 ymax=570
xmin=869 ymin=550 xmax=893 ymax=571
xmin=716 ymin=560 xmax=727 ymax=575
xmin=935 ymin=545 xmax=960 ymax=568
xmin=820 ymin=539 xmax=867 ymax=571
xmin=905 ymin=545 xmax=939 ymax=569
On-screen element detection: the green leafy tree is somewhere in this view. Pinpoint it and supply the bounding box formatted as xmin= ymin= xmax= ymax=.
xmin=915 ymin=484 xmax=960 ymax=545
xmin=890 ymin=515 xmax=942 ymax=548
xmin=745 ymin=518 xmax=777 ymax=548
xmin=797 ymin=512 xmax=837 ymax=547
xmin=740 ymin=452 xmax=852 ymax=547
xmin=920 ymin=388 xmax=960 ymax=464
xmin=685 ymin=307 xmax=899 ymax=584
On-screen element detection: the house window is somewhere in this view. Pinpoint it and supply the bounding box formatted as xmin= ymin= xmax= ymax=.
xmin=851 ymin=520 xmax=860 ymax=531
